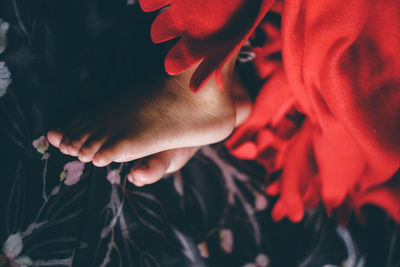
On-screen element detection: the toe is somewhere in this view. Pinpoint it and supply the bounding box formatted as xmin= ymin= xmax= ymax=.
xmin=58 ymin=141 xmax=70 ymax=155
xmin=67 ymin=133 xmax=90 ymax=157
xmin=128 ymin=154 xmax=171 ymax=186
xmin=78 ymin=135 xmax=107 ymax=163
xmin=47 ymin=130 xmax=64 ymax=148
xmin=49 ymin=117 xmax=92 ymax=156
xmin=92 ymin=153 xmax=112 ymax=167
xmin=59 ymin=136 xmax=76 ymax=156
xmin=164 ymin=147 xmax=199 ymax=174
xmin=92 ymin=138 xmax=133 ymax=167
xmin=93 ymin=131 xmax=176 ymax=168
xmin=59 ymin=122 xmax=93 ymax=157
xmin=131 ymin=180 xmax=146 ymax=187
xmin=92 ymin=152 xmax=112 ymax=167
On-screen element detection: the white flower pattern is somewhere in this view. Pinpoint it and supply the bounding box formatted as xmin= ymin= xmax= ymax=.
xmin=254 ymin=192 xmax=268 ymax=211
xmin=106 ymin=169 xmax=121 ymax=185
xmin=0 ymin=18 xmax=9 ymax=54
xmin=0 ymin=61 xmax=11 ymax=98
xmin=1 ymin=233 xmax=33 ymax=267
xmin=242 ymin=253 xmax=270 ymax=267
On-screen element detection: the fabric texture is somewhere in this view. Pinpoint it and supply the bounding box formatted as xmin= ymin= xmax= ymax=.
xmin=139 ymin=0 xmax=400 ymax=224
xmin=1 ymin=1 xmax=400 ymax=266
xmin=138 ymin=0 xmax=275 ymax=91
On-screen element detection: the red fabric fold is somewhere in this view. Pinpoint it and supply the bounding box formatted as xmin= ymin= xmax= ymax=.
xmin=140 ymin=0 xmax=400 ymax=224
xmin=138 ymin=0 xmax=275 ymax=91
xmin=227 ymin=0 xmax=400 ymax=224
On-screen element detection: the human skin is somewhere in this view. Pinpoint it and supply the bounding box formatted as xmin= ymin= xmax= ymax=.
xmin=47 ymin=53 xmax=251 ymax=186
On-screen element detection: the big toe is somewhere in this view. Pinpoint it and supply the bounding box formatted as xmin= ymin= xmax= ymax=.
xmin=127 ymin=155 xmax=171 ymax=187
xmin=60 ymin=133 xmax=90 ymax=157
xmin=92 ymin=139 xmax=141 ymax=167
xmin=47 ymin=130 xmax=64 ymax=148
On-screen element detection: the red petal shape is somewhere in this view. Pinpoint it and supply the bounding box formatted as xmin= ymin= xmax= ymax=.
xmin=266 ymin=181 xmax=280 ymax=196
xmin=141 ymin=0 xmax=400 ymax=224
xmin=271 ymin=121 xmax=317 ymax=222
xmin=312 ymin=121 xmax=366 ymax=211
xmin=229 ymin=141 xmax=258 ymax=160
xmin=225 ymin=69 xmax=293 ymax=156
xmin=151 ymin=11 xmax=181 ymax=43
xmin=138 ymin=0 xmax=170 ymax=12
xmin=139 ymin=0 xmax=275 ymax=91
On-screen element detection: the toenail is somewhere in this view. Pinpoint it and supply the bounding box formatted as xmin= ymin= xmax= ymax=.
xmin=47 ymin=130 xmax=63 ymax=147
xmin=93 ymin=158 xmax=106 ymax=166
xmin=127 ymin=176 xmax=135 ymax=184
xmin=59 ymin=145 xmax=68 ymax=154
xmin=78 ymin=149 xmax=90 ymax=158
xmin=134 ymin=182 xmax=145 ymax=187
xmin=78 ymin=155 xmax=91 ymax=163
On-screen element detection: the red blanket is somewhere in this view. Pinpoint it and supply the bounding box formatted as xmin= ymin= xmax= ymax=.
xmin=139 ymin=0 xmax=400 ymax=224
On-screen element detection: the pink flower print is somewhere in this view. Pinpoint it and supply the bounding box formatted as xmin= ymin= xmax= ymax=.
xmin=255 ymin=254 xmax=269 ymax=267
xmin=197 ymin=242 xmax=209 ymax=258
xmin=0 ymin=61 xmax=11 ymax=98
xmin=242 ymin=253 xmax=270 ymax=267
xmin=106 ymin=169 xmax=121 ymax=185
xmin=219 ymin=229 xmax=234 ymax=254
xmin=32 ymin=136 xmax=49 ymax=154
xmin=60 ymin=161 xmax=85 ymax=186
xmin=254 ymin=192 xmax=268 ymax=211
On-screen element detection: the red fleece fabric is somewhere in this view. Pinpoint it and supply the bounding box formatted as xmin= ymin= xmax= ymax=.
xmin=138 ymin=0 xmax=275 ymax=91
xmin=139 ymin=0 xmax=400 ymax=223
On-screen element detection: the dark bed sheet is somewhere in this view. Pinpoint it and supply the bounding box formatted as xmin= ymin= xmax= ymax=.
xmin=1 ymin=139 xmax=399 ymax=266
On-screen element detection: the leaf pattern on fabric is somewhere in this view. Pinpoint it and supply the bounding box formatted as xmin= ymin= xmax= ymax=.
xmin=138 ymin=0 xmax=274 ymax=91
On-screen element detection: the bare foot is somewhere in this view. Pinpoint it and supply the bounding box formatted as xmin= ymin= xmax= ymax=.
xmin=126 ymin=69 xmax=251 ymax=187
xmin=47 ymin=56 xmax=239 ymax=167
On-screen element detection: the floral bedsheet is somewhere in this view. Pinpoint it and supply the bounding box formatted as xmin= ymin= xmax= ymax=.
xmin=0 ymin=0 xmax=399 ymax=266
